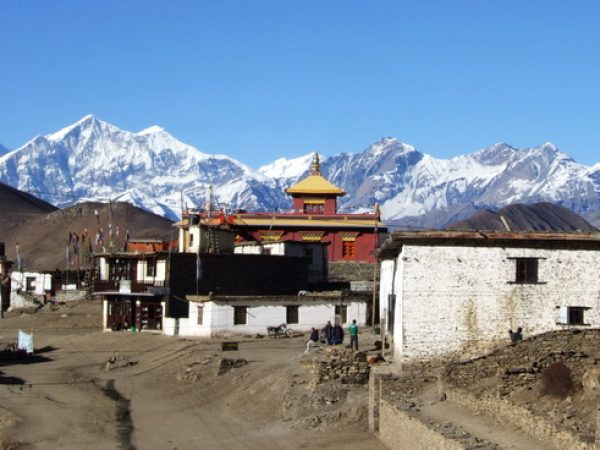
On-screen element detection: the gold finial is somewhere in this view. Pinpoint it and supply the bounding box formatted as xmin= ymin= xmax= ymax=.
xmin=311 ymin=152 xmax=320 ymax=175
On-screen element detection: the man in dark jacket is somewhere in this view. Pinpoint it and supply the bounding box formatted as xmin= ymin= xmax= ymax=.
xmin=321 ymin=321 xmax=333 ymax=345
xmin=332 ymin=324 xmax=344 ymax=345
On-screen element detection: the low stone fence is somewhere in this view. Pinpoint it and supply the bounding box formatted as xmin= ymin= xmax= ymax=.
xmin=310 ymin=347 xmax=370 ymax=388
xmin=378 ymin=399 xmax=465 ymax=450
xmin=55 ymin=290 xmax=89 ymax=303
xmin=447 ymin=388 xmax=597 ymax=450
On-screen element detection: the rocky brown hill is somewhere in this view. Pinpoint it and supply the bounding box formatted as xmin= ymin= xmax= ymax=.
xmin=0 ymin=181 xmax=58 ymax=235
xmin=1 ymin=201 xmax=174 ymax=270
xmin=447 ymin=202 xmax=598 ymax=232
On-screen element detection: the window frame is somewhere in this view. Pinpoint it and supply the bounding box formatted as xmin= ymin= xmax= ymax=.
xmin=342 ymin=241 xmax=356 ymax=259
xmin=558 ymin=305 xmax=590 ymax=326
xmin=286 ymin=305 xmax=299 ymax=324
xmin=25 ymin=276 xmax=36 ymax=291
xmin=233 ymin=306 xmax=247 ymax=325
xmin=146 ymin=259 xmax=156 ymax=277
xmin=197 ymin=305 xmax=204 ymax=325
xmin=303 ymin=203 xmax=324 ymax=214
xmin=335 ymin=304 xmax=348 ymax=324
xmin=507 ymin=257 xmax=545 ymax=284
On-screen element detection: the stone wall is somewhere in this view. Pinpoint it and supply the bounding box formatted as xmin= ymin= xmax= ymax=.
xmin=9 ymin=291 xmax=40 ymax=310
xmin=378 ymin=400 xmax=474 ymax=450
xmin=444 ymin=329 xmax=600 ymax=390
xmin=310 ymin=347 xmax=370 ymax=387
xmin=447 ymin=389 xmax=596 ymax=450
xmin=328 ymin=261 xmax=377 ymax=282
xmin=55 ymin=290 xmax=89 ymax=303
xmin=441 ymin=329 xmax=600 ymax=448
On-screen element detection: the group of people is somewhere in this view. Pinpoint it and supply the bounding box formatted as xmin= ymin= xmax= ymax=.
xmin=305 ymin=319 xmax=360 ymax=353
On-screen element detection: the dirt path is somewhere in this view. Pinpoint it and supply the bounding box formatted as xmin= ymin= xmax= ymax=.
xmin=417 ymin=385 xmax=555 ymax=450
xmin=0 ymin=301 xmax=385 ymax=450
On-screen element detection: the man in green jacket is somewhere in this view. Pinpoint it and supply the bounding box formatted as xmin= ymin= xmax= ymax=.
xmin=348 ymin=319 xmax=359 ymax=351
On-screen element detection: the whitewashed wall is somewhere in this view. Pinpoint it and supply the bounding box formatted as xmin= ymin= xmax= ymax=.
xmin=136 ymin=259 xmax=167 ymax=283
xmin=378 ymin=259 xmax=396 ymax=324
xmin=99 ymin=258 xmax=109 ymax=280
xmin=164 ymin=300 xmax=367 ymax=337
xmin=11 ymin=272 xmax=51 ymax=295
xmin=387 ymin=244 xmax=600 ymax=364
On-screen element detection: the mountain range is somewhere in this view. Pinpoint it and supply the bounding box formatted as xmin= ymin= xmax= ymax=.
xmin=1 ymin=115 xmax=600 ymax=229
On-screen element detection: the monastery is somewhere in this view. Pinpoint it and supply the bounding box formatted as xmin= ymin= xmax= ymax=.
xmin=179 ymin=153 xmax=387 ymax=263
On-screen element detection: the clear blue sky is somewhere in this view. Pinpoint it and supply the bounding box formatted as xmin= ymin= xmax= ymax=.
xmin=1 ymin=0 xmax=599 ymax=167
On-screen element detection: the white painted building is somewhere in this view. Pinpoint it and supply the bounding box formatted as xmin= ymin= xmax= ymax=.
xmin=234 ymin=241 xmax=328 ymax=283
xmin=163 ymin=294 xmax=368 ymax=337
xmin=177 ymin=217 xmax=235 ymax=254
xmin=10 ymin=271 xmax=53 ymax=308
xmin=93 ymin=252 xmax=170 ymax=332
xmin=11 ymin=271 xmax=52 ymax=297
xmin=378 ymin=231 xmax=600 ymax=365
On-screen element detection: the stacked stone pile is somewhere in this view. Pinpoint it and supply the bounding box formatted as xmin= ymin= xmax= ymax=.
xmin=310 ymin=347 xmax=370 ymax=387
xmin=217 ymin=358 xmax=248 ymax=375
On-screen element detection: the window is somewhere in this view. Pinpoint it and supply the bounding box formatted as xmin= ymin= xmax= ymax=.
xmin=515 ymin=258 xmax=538 ymax=284
xmin=197 ymin=305 xmax=204 ymax=325
xmin=303 ymin=203 xmax=324 ymax=214
xmin=342 ymin=241 xmax=355 ymax=258
xmin=234 ymin=306 xmax=247 ymax=325
xmin=26 ymin=277 xmax=36 ymax=291
xmin=559 ymin=306 xmax=589 ymax=325
xmin=286 ymin=305 xmax=299 ymax=324
xmin=146 ymin=259 xmax=156 ymax=277
xmin=109 ymin=259 xmax=132 ymax=281
xmin=335 ymin=305 xmax=347 ymax=324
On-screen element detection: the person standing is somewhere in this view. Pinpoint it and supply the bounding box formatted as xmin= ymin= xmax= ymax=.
xmin=321 ymin=321 xmax=333 ymax=345
xmin=332 ymin=323 xmax=344 ymax=345
xmin=349 ymin=319 xmax=359 ymax=351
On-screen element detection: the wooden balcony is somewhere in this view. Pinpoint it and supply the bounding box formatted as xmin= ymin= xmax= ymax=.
xmin=92 ymin=279 xmax=167 ymax=294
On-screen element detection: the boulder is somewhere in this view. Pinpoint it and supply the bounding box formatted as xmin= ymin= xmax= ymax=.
xmin=581 ymin=367 xmax=600 ymax=394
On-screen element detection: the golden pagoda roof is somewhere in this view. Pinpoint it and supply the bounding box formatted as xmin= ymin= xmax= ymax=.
xmin=285 ymin=174 xmax=346 ymax=196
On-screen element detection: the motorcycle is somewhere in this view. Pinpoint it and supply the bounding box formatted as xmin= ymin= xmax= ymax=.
xmin=266 ymin=323 xmax=293 ymax=338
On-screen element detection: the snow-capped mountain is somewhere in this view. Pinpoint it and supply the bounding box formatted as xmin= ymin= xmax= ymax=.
xmin=1 ymin=115 xmax=599 ymax=228
xmin=263 ymin=138 xmax=600 ymax=228
xmin=0 ymin=115 xmax=280 ymax=220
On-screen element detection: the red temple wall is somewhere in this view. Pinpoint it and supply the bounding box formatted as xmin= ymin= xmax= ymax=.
xmin=244 ymin=229 xmax=379 ymax=263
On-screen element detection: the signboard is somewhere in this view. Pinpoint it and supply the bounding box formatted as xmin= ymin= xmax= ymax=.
xmin=17 ymin=330 xmax=33 ymax=354
xmin=221 ymin=342 xmax=238 ymax=351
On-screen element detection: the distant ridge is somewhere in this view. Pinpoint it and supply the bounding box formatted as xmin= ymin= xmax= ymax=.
xmin=0 ymin=180 xmax=58 ymax=234
xmin=446 ymin=202 xmax=598 ymax=232
xmin=2 ymin=201 xmax=174 ymax=270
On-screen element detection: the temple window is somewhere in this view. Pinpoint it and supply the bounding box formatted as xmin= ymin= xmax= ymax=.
xmin=303 ymin=203 xmax=324 ymax=214
xmin=342 ymin=241 xmax=355 ymax=258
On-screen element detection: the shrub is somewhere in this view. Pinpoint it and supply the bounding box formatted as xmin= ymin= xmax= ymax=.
xmin=541 ymin=362 xmax=575 ymax=398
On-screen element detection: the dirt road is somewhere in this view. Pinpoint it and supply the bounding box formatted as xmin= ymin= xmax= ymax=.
xmin=0 ymin=301 xmax=385 ymax=450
